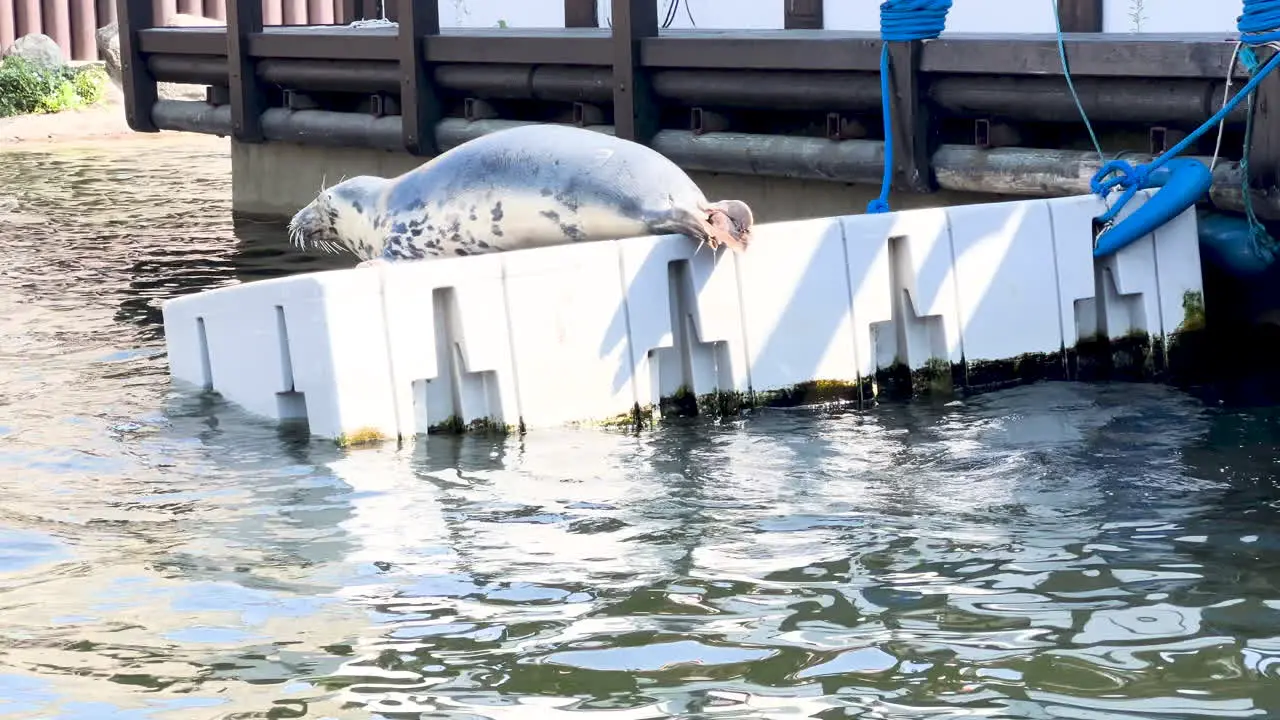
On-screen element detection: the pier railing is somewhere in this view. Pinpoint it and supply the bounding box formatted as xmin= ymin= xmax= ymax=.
xmin=110 ymin=0 xmax=1280 ymax=212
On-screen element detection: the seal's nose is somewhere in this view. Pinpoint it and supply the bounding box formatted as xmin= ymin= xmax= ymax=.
xmin=288 ymin=206 xmax=319 ymax=249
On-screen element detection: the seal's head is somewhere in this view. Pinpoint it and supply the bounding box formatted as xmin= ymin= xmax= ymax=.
xmin=288 ymin=175 xmax=388 ymax=260
xmin=700 ymin=199 xmax=754 ymax=252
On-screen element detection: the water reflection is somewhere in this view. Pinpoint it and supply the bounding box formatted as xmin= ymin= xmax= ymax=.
xmin=2 ymin=138 xmax=1280 ymax=718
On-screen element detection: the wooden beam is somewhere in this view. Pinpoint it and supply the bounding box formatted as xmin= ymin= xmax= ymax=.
xmin=115 ymin=0 xmax=158 ymax=132
xmin=783 ymin=0 xmax=822 ymax=30
xmin=226 ymin=0 xmax=264 ymax=142
xmin=564 ymin=0 xmax=596 ymax=27
xmin=1056 ymin=0 xmax=1103 ymax=33
xmin=399 ymin=0 xmax=441 ymax=154
xmin=1248 ymin=48 xmax=1280 ymax=210
xmin=611 ymin=0 xmax=659 ymax=143
xmin=887 ymin=41 xmax=934 ymax=193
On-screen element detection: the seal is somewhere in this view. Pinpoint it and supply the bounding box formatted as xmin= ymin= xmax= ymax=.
xmin=287 ymin=123 xmax=753 ymax=263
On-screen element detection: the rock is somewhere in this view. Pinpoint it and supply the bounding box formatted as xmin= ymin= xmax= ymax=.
xmin=3 ymin=33 xmax=66 ymax=71
xmin=96 ymin=14 xmax=224 ymax=101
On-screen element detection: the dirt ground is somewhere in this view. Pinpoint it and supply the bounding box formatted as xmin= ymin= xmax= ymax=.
xmin=0 ymin=86 xmax=221 ymax=149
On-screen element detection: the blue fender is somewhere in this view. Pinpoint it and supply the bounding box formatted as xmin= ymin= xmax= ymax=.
xmin=1196 ymin=209 xmax=1278 ymax=278
xmin=1093 ymin=157 xmax=1214 ymax=258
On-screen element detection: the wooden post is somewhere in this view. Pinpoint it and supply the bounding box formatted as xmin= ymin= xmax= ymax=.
xmin=1056 ymin=0 xmax=1103 ymax=33
xmin=611 ymin=0 xmax=659 ymax=143
xmin=1248 ymin=48 xmax=1280 ymax=208
xmin=399 ymin=0 xmax=440 ymax=154
xmin=783 ymin=0 xmax=821 ymax=30
xmin=115 ymin=0 xmax=158 ymax=132
xmin=564 ymin=0 xmax=595 ymax=27
xmin=887 ymin=41 xmax=933 ymax=193
xmin=226 ymin=0 xmax=264 ymax=142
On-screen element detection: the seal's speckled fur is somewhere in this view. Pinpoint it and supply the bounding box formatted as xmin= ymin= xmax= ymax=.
xmin=288 ymin=124 xmax=753 ymax=262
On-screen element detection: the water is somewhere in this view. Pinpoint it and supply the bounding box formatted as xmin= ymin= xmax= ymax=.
xmin=3 ymin=138 xmax=1280 ymax=719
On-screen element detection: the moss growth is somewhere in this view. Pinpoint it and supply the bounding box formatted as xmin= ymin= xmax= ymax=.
xmin=964 ymin=350 xmax=1068 ymax=393
xmin=1070 ymin=331 xmax=1156 ymax=381
xmin=650 ymin=378 xmax=866 ymax=424
xmin=750 ymin=378 xmax=865 ymax=408
xmin=573 ymin=330 xmax=1223 ymax=432
xmin=1164 ymin=291 xmax=1211 ymax=385
xmin=426 ymin=415 xmax=514 ymax=435
xmin=0 ymin=57 xmax=107 ymax=118
xmin=335 ymin=427 xmax=389 ymax=448
xmin=574 ymin=403 xmax=657 ymax=433
xmin=874 ymin=358 xmax=955 ymax=399
xmin=1177 ymin=290 xmax=1206 ymax=333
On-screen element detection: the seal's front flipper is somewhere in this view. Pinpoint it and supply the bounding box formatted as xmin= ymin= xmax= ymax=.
xmin=702 ymin=199 xmax=753 ymax=252
xmin=704 ymin=211 xmax=747 ymax=252
xmin=651 ymin=201 xmax=752 ymax=253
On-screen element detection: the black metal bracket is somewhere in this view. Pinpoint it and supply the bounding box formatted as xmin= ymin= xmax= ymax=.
xmin=574 ymin=102 xmax=606 ymax=127
xmin=370 ymin=92 xmax=400 ymax=117
xmin=117 ymin=0 xmax=158 ymax=132
xmin=206 ymin=85 xmax=231 ymax=107
xmin=283 ymin=89 xmax=319 ymax=111
xmin=826 ymin=112 xmax=867 ymax=141
xmin=227 ymin=0 xmax=265 ymax=142
xmin=974 ymin=118 xmax=1022 ymax=148
xmin=1148 ymin=125 xmax=1187 ymax=156
xmin=691 ymin=107 xmax=728 ymax=135
xmin=464 ymin=97 xmax=498 ymax=121
xmin=399 ymin=0 xmax=442 ymax=155
xmin=885 ymin=40 xmax=935 ymax=193
xmin=611 ymin=0 xmax=659 ymax=143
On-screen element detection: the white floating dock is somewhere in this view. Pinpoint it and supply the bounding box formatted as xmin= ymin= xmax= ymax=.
xmin=161 ymin=191 xmax=1204 ymax=442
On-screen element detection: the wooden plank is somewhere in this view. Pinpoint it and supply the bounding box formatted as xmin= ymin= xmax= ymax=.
xmin=921 ymin=34 xmax=1242 ymax=78
xmin=643 ymin=31 xmax=879 ymax=70
xmin=226 ymin=0 xmax=264 ymax=141
xmin=1056 ymin=0 xmax=1103 ymax=33
xmin=783 ymin=0 xmax=821 ymax=30
xmin=116 ymin=0 xmax=158 ymax=131
xmin=611 ymin=0 xmax=658 ymax=143
xmin=398 ymin=0 xmax=440 ymax=154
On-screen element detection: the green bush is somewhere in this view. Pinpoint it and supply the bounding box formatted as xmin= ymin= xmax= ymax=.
xmin=0 ymin=56 xmax=107 ymax=119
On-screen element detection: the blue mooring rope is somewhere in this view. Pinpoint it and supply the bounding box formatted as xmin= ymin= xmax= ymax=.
xmin=867 ymin=0 xmax=953 ymax=214
xmin=1083 ymin=0 xmax=1280 ymax=242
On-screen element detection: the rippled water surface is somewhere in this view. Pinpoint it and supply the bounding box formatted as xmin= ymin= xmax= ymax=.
xmin=4 ymin=138 xmax=1280 ymax=719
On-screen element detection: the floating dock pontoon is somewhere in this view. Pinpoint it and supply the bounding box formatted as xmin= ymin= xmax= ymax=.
xmin=161 ymin=189 xmax=1203 ymax=443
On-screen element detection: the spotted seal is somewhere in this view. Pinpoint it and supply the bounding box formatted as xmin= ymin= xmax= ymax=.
xmin=287 ymin=123 xmax=753 ymax=263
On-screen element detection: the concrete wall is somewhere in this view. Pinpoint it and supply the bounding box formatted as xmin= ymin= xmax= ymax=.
xmin=440 ymin=0 xmax=1242 ymax=34
xmin=231 ymin=140 xmax=1014 ymax=223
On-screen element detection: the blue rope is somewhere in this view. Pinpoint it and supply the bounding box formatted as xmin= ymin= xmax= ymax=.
xmin=867 ymin=0 xmax=953 ymax=214
xmin=1085 ymin=0 xmax=1280 ymax=227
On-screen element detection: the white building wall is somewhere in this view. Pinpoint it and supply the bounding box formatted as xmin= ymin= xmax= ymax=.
xmin=439 ymin=0 xmax=1243 ymax=34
